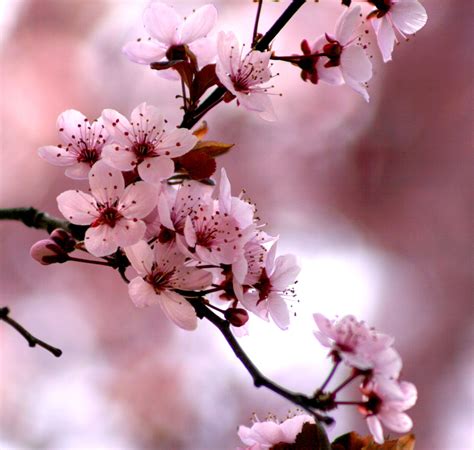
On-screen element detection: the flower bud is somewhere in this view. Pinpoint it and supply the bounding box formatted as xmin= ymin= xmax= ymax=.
xmin=224 ymin=308 xmax=249 ymax=327
xmin=30 ymin=239 xmax=69 ymax=265
xmin=49 ymin=228 xmax=76 ymax=253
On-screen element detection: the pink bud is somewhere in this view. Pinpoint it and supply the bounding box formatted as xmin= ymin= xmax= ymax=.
xmin=30 ymin=239 xmax=69 ymax=265
xmin=49 ymin=228 xmax=76 ymax=252
xmin=224 ymin=308 xmax=249 ymax=327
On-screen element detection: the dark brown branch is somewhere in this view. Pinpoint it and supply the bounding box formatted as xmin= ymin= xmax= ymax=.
xmin=179 ymin=0 xmax=306 ymax=129
xmin=0 ymin=307 xmax=62 ymax=357
xmin=252 ymin=0 xmax=264 ymax=47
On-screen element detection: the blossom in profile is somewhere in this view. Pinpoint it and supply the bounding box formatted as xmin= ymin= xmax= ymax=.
xmin=237 ymin=414 xmax=315 ymax=450
xmin=38 ymin=110 xmax=108 ymax=179
xmin=311 ymin=5 xmax=373 ymax=101
xmin=125 ymin=240 xmax=212 ymax=330
xmin=238 ymin=242 xmax=300 ymax=330
xmin=367 ymin=0 xmax=428 ymax=62
xmin=123 ymin=2 xmax=217 ymax=68
xmin=360 ymin=379 xmax=417 ymax=444
xmin=57 ymin=161 xmax=157 ymax=257
xmin=313 ymin=313 xmax=396 ymax=372
xmin=101 ymin=103 xmax=197 ymax=184
xmin=216 ymin=31 xmax=276 ymax=121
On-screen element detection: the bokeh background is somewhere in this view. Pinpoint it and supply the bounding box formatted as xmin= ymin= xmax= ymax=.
xmin=0 ymin=0 xmax=472 ymax=449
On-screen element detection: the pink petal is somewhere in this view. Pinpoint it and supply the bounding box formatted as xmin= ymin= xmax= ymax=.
xmin=57 ymin=109 xmax=87 ymax=143
xmin=341 ymin=45 xmax=372 ymax=83
xmin=65 ymin=162 xmax=92 ymax=180
xmin=128 ymin=276 xmax=159 ymax=307
xmin=280 ymin=415 xmax=314 ymax=442
xmin=38 ymin=145 xmax=76 ymax=166
xmin=248 ymin=421 xmax=285 ymax=445
xmin=268 ymin=292 xmax=290 ymax=330
xmin=391 ymin=0 xmax=427 ymax=35
xmin=218 ymin=168 xmax=232 ymax=214
xmin=57 ymin=190 xmax=97 ymax=225
xmin=270 ymin=254 xmax=300 ymax=290
xmin=264 ymin=242 xmax=277 ymax=275
xmin=179 ymin=4 xmax=217 ymax=44
xmin=366 ymin=415 xmax=384 ymax=444
xmin=378 ymin=411 xmax=413 ymax=433
xmin=157 ymin=192 xmax=175 ymax=230
xmin=188 ymin=36 xmax=216 ymax=67
xmin=159 ymin=291 xmax=197 ymax=331
xmin=313 ymin=313 xmax=334 ymax=337
xmin=122 ymin=39 xmax=166 ymax=65
xmin=392 ymin=381 xmax=418 ymax=410
xmin=119 ymin=181 xmax=157 ymax=219
xmin=317 ymin=63 xmax=344 ymax=86
xmin=101 ymin=109 xmax=134 ymax=147
xmin=172 ymin=266 xmax=212 ymax=291
xmin=216 ymin=31 xmax=240 ymax=77
xmin=373 ymin=17 xmax=396 ymax=63
xmin=158 ymin=128 xmax=197 ymax=157
xmin=335 ymin=5 xmax=361 ymax=45
xmin=113 ymin=218 xmax=146 ymax=248
xmin=130 ymin=103 xmax=164 ymax=143
xmin=138 ymin=157 xmax=174 ymax=184
xmin=313 ymin=330 xmax=332 ymax=348
xmin=232 ymin=256 xmax=248 ymax=284
xmin=89 ymin=161 xmax=125 ymax=204
xmin=343 ymin=74 xmax=370 ymax=102
xmin=183 ymin=216 xmax=197 ymax=247
xmin=143 ymin=2 xmax=180 ymax=45
xmin=236 ymin=92 xmax=275 ymax=120
xmin=84 ymin=224 xmax=118 ymax=257
xmin=124 ymin=240 xmax=154 ymax=275
xmin=102 ymin=144 xmax=136 ymax=172
xmin=215 ymin=63 xmax=237 ymax=95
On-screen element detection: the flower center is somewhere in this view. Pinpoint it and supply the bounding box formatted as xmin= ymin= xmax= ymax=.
xmin=92 ymin=206 xmax=122 ymax=228
xmin=132 ymin=142 xmax=155 ymax=163
xmin=368 ymin=0 xmax=392 ymax=18
xmin=323 ymin=37 xmax=343 ymax=68
xmin=146 ymin=267 xmax=175 ymax=293
xmin=166 ymin=44 xmax=187 ymax=61
xmin=255 ymin=268 xmax=272 ymax=303
xmin=77 ymin=146 xmax=99 ymax=166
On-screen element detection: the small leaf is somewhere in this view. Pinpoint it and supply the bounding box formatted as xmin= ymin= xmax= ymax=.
xmin=192 ymin=121 xmax=209 ymax=140
xmin=190 ymin=64 xmax=219 ymax=102
xmin=177 ymin=150 xmax=216 ymax=180
xmin=192 ymin=140 xmax=234 ymax=158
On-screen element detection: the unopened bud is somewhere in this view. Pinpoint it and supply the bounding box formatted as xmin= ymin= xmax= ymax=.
xmin=49 ymin=228 xmax=76 ymax=252
xmin=30 ymin=239 xmax=69 ymax=265
xmin=224 ymin=308 xmax=249 ymax=327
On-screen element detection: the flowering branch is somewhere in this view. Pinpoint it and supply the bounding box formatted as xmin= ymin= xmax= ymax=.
xmin=0 ymin=307 xmax=62 ymax=357
xmin=0 ymin=207 xmax=69 ymax=233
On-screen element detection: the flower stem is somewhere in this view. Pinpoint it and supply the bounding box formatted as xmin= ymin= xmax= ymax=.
xmin=252 ymin=0 xmax=264 ymax=47
xmin=331 ymin=370 xmax=361 ymax=396
xmin=68 ymin=256 xmax=112 ymax=266
xmin=317 ymin=358 xmax=341 ymax=393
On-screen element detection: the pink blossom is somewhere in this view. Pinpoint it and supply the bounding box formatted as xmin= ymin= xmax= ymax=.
xmin=30 ymin=239 xmax=69 ymax=265
xmin=360 ymin=379 xmax=417 ymax=444
xmin=57 ymin=161 xmax=157 ymax=257
xmin=125 ymin=240 xmax=212 ymax=330
xmin=101 ymin=103 xmax=197 ymax=184
xmin=238 ymin=242 xmax=300 ymax=330
xmin=123 ymin=2 xmax=217 ymax=68
xmin=313 ymin=313 xmax=397 ymax=372
xmin=216 ymin=31 xmax=276 ymax=121
xmin=368 ymin=0 xmax=427 ymax=62
xmin=238 ymin=414 xmax=315 ymax=450
xmin=312 ymin=6 xmax=373 ymax=101
xmin=38 ymin=110 xmax=108 ymax=179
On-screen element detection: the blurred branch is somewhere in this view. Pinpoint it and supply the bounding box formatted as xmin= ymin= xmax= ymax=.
xmin=0 ymin=207 xmax=69 ymax=233
xmin=0 ymin=307 xmax=62 ymax=357
xmin=187 ymin=297 xmax=334 ymax=444
xmin=180 ymin=0 xmax=306 ymax=129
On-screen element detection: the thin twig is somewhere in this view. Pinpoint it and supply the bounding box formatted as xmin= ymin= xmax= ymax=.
xmin=252 ymin=0 xmax=264 ymax=47
xmin=0 ymin=307 xmax=62 ymax=357
xmin=0 ymin=207 xmax=69 ymax=233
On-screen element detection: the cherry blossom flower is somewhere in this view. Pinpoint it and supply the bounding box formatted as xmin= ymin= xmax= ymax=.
xmin=57 ymin=161 xmax=157 ymax=257
xmin=38 ymin=110 xmax=108 ymax=179
xmin=216 ymin=31 xmax=276 ymax=121
xmin=30 ymin=239 xmax=69 ymax=265
xmin=123 ymin=2 xmax=217 ymax=68
xmin=360 ymin=379 xmax=417 ymax=444
xmin=238 ymin=414 xmax=315 ymax=450
xmin=101 ymin=103 xmax=197 ymax=184
xmin=312 ymin=5 xmax=373 ymax=101
xmin=313 ymin=313 xmax=397 ymax=372
xmin=125 ymin=240 xmax=212 ymax=330
xmin=367 ymin=0 xmax=428 ymax=62
xmin=238 ymin=242 xmax=300 ymax=330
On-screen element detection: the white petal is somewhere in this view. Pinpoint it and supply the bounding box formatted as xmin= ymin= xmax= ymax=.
xmin=158 ymin=128 xmax=197 ymax=157
xmin=157 ymin=192 xmax=175 ymax=230
xmin=280 ymin=415 xmax=314 ymax=442
xmin=379 ymin=411 xmax=413 ymax=433
xmin=216 ymin=31 xmax=240 ymax=76
xmin=119 ymin=181 xmax=157 ymax=219
xmin=232 ymin=256 xmax=248 ymax=284
xmin=102 ymin=144 xmax=136 ymax=172
xmin=130 ymin=102 xmax=164 ymax=141
xmin=218 ymin=168 xmax=231 ymax=214
xmin=101 ymin=109 xmax=134 ymax=147
xmin=143 ymin=2 xmax=180 ymax=45
xmin=124 ymin=240 xmax=154 ymax=275
xmin=268 ymin=293 xmax=290 ymax=330
xmin=188 ymin=36 xmax=216 ymax=68
xmin=38 ymin=145 xmax=77 ymax=166
xmin=64 ymin=163 xmax=92 ymax=180
xmin=344 ymin=74 xmax=370 ymax=102
xmin=89 ymin=161 xmax=125 ymax=204
xmin=138 ymin=157 xmax=174 ymax=184
xmin=373 ymin=17 xmax=396 ymax=63
xmin=122 ymin=39 xmax=166 ymax=65
xmin=57 ymin=109 xmax=87 ymax=143
xmin=179 ymin=4 xmax=217 ymax=44
xmin=128 ymin=277 xmax=159 ymax=308
xmin=84 ymin=224 xmax=118 ymax=257
xmin=335 ymin=5 xmax=362 ymax=45
xmin=318 ymin=63 xmax=345 ymax=86
xmin=366 ymin=415 xmax=384 ymax=444
xmin=341 ymin=45 xmax=372 ymax=83
xmin=172 ymin=266 xmax=212 ymax=291
xmin=113 ymin=219 xmax=146 ymax=248
xmin=270 ymin=254 xmax=300 ymax=290
xmin=57 ymin=190 xmax=97 ymax=225
xmin=160 ymin=291 xmax=197 ymax=330
xmin=391 ymin=0 xmax=427 ymax=35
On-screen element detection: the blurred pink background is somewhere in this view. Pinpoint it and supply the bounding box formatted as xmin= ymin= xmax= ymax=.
xmin=0 ymin=1 xmax=472 ymax=449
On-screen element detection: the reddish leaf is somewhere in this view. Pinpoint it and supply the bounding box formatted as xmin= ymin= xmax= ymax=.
xmin=178 ymin=150 xmax=216 ymax=180
xmin=192 ymin=140 xmax=234 ymax=158
xmin=190 ymin=64 xmax=219 ymax=103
